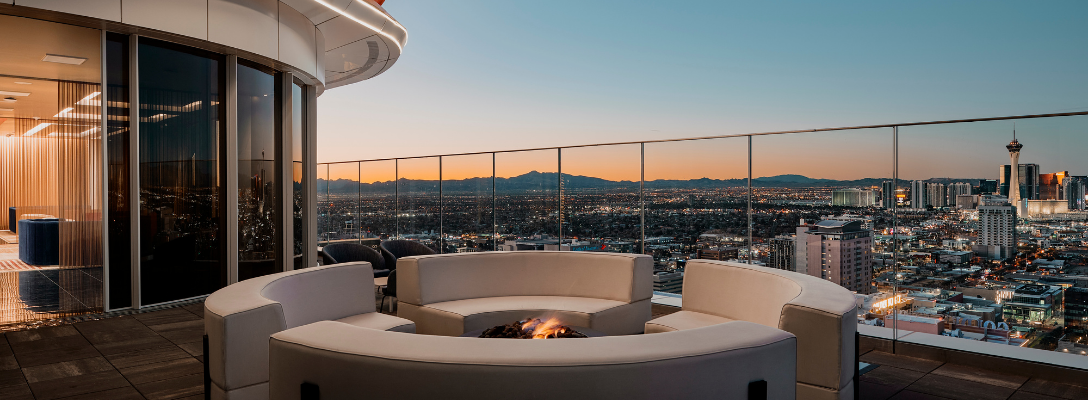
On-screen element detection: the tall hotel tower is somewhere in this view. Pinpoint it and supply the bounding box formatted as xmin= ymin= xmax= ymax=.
xmin=1007 ymin=134 xmax=1024 ymax=209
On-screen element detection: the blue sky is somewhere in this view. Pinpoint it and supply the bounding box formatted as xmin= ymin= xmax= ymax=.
xmin=317 ymin=0 xmax=1088 ymax=174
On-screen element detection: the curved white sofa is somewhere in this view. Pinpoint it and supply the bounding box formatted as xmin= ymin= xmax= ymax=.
xmin=645 ymin=260 xmax=858 ymax=400
xmin=269 ymin=319 xmax=797 ymax=400
xmin=395 ymin=251 xmax=653 ymax=336
xmin=204 ymin=263 xmax=415 ymax=400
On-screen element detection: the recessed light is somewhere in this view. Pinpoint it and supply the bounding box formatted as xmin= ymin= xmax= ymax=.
xmin=0 ymin=91 xmax=30 ymax=97
xmin=42 ymin=54 xmax=87 ymax=65
xmin=2 ymin=97 xmax=15 ymax=102
xmin=13 ymin=82 xmax=31 ymax=85
xmin=0 ymin=108 xmax=13 ymax=112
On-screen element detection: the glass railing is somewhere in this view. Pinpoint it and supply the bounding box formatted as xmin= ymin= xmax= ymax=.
xmin=318 ymin=111 xmax=1088 ymax=367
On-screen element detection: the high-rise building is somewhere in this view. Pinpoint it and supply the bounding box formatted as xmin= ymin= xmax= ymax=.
xmin=1006 ymin=135 xmax=1025 ymax=209
xmin=801 ymin=220 xmax=873 ymax=294
xmin=1039 ymin=171 xmax=1069 ymax=200
xmin=927 ymin=183 xmax=947 ymax=207
xmin=955 ymin=194 xmax=979 ymax=210
xmin=831 ymin=188 xmax=876 ymax=207
xmin=1000 ymin=164 xmax=1039 ymax=202
xmin=978 ymin=179 xmax=999 ymax=195
xmin=911 ymin=180 xmax=927 ymax=209
xmin=948 ymin=182 xmax=972 ymax=203
xmin=794 ymin=220 xmax=813 ymax=274
xmin=973 ymin=195 xmax=1016 ymax=260
xmin=882 ymin=181 xmax=896 ymax=208
xmin=768 ymin=235 xmax=794 ymax=271
xmin=653 ymin=270 xmax=684 ymax=294
xmin=1065 ymin=176 xmax=1087 ymax=210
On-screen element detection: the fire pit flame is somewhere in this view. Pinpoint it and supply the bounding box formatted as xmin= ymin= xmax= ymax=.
xmin=478 ymin=317 xmax=588 ymax=339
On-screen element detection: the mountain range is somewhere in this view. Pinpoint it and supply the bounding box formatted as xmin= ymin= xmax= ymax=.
xmin=320 ymin=172 xmax=985 ymax=194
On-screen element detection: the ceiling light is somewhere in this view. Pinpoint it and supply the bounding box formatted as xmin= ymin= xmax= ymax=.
xmin=13 ymin=82 xmax=31 ymax=85
xmin=314 ymin=0 xmax=405 ymax=52
xmin=2 ymin=97 xmax=15 ymax=102
xmin=54 ymin=107 xmax=74 ymax=118
xmin=23 ymin=122 xmax=52 ymax=136
xmin=42 ymin=54 xmax=88 ymax=65
xmin=0 ymin=108 xmax=13 ymax=112
xmin=0 ymin=91 xmax=30 ymax=97
xmin=76 ymin=92 xmax=101 ymax=106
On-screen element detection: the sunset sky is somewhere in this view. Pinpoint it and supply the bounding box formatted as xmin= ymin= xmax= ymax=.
xmin=319 ymin=1 xmax=1088 ymax=182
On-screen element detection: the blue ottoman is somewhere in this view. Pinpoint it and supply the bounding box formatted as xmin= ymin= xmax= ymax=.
xmin=8 ymin=207 xmax=15 ymax=233
xmin=18 ymin=218 xmax=60 ymax=266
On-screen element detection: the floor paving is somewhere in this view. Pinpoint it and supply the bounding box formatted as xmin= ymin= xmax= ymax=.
xmin=0 ymin=296 xmax=1083 ymax=399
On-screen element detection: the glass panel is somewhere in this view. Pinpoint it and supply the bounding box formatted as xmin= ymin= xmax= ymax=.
xmin=495 ymin=150 xmax=559 ymax=250
xmin=358 ymin=160 xmax=397 ymax=242
xmin=291 ymin=82 xmax=304 ymax=269
xmin=326 ymin=162 xmax=360 ymax=245
xmin=442 ymin=154 xmax=494 ymax=253
xmin=236 ymin=61 xmax=277 ymax=281
xmin=317 ymin=163 xmax=329 ymax=246
xmin=397 ymin=157 xmax=440 ymax=252
xmin=643 ymin=138 xmax=747 ymax=293
xmin=561 ymin=145 xmax=641 ymax=253
xmin=106 ymin=32 xmax=131 ymax=308
xmin=898 ymin=116 xmax=1088 ymax=352
xmin=138 ymin=38 xmax=225 ymax=305
xmin=751 ymin=129 xmax=890 ymax=293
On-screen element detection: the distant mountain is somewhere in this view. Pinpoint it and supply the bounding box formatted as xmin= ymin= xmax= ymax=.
xmin=319 ymin=172 xmax=985 ymax=194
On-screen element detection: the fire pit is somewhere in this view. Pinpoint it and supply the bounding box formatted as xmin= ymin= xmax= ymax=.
xmin=471 ymin=318 xmax=600 ymax=339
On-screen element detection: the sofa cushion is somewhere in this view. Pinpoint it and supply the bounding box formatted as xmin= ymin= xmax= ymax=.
xmin=336 ymin=312 xmax=416 ymax=333
xmin=645 ymin=311 xmax=734 ymax=334
xmin=260 ymin=263 xmax=376 ymax=329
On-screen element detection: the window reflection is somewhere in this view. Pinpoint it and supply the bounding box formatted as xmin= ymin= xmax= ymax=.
xmin=237 ymin=61 xmax=278 ymax=280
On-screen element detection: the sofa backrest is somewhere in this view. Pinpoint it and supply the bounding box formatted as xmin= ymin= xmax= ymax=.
xmin=261 ymin=262 xmax=376 ymax=329
xmin=682 ymin=260 xmax=803 ymax=328
xmin=682 ymin=260 xmax=857 ymax=394
xmin=397 ymin=251 xmax=653 ymax=305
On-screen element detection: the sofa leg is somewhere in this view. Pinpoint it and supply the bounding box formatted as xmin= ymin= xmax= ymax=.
xmin=203 ymin=335 xmax=210 ymax=400
xmin=302 ymin=382 xmax=319 ymax=400
xmin=380 ymin=295 xmax=387 ymax=313
xmin=747 ymin=380 xmax=767 ymax=400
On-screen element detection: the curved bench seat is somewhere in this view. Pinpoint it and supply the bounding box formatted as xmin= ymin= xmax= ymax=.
xmin=396 ymin=251 xmax=653 ymax=336
xmin=645 ymin=260 xmax=858 ymax=400
xmin=269 ymin=320 xmax=797 ymax=400
xmin=204 ymin=262 xmax=415 ymax=400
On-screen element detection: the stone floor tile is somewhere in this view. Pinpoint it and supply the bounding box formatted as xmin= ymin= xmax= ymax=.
xmin=930 ymin=363 xmax=1028 ymax=390
xmin=106 ymin=346 xmax=191 ymax=370
xmin=0 ymin=382 xmax=34 ymax=400
xmin=82 ymin=326 xmax=158 ymax=346
xmin=133 ymin=310 xmax=200 ymax=326
xmin=0 ymin=343 xmax=12 ymax=357
xmin=54 ymin=385 xmax=146 ymax=400
xmin=1018 ymin=378 xmax=1088 ymax=399
xmin=0 ymin=367 xmax=27 ymax=388
xmin=1009 ymin=391 xmax=1066 ymax=400
xmin=861 ymin=351 xmax=944 ymax=374
xmin=148 ymin=321 xmax=203 ymax=345
xmin=860 ymin=365 xmax=926 ymax=391
xmin=181 ymin=304 xmax=203 ymax=318
xmin=133 ymin=373 xmax=203 ymax=400
xmin=28 ymin=369 xmax=130 ymax=400
xmin=0 ymin=354 xmax=18 ymax=370
xmin=906 ymin=373 xmax=1016 ymax=400
xmin=176 ymin=341 xmax=202 ymax=358
xmin=7 ymin=325 xmax=80 ymax=343
xmin=888 ymin=390 xmax=952 ymax=400
xmin=860 ymin=379 xmax=902 ymax=400
xmin=22 ymin=357 xmax=113 ymax=384
xmin=74 ymin=318 xmax=145 ymax=335
xmin=119 ymin=358 xmax=202 ymax=385
xmin=13 ymin=338 xmax=102 ymax=368
xmin=93 ymin=335 xmax=174 ymax=356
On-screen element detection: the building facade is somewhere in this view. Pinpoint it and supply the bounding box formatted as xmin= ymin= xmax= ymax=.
xmin=831 ymin=188 xmax=876 ymax=207
xmin=974 ymin=195 xmax=1016 ymax=260
xmin=802 ymin=220 xmax=873 ymax=294
xmin=927 ymin=182 xmax=947 ymax=208
xmin=1000 ymin=163 xmax=1039 ymax=202
xmin=0 ymin=1 xmax=408 ymax=315
xmin=767 ymin=235 xmax=794 ymax=271
xmin=911 ymin=180 xmax=927 ymax=209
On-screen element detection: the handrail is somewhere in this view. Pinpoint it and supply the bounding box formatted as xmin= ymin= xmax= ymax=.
xmin=319 ymin=110 xmax=1088 ymax=164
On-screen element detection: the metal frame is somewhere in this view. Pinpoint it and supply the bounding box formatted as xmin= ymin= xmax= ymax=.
xmin=225 ymin=55 xmax=239 ymax=283
xmin=128 ymin=34 xmax=141 ymax=309
xmin=279 ymin=72 xmax=295 ymax=270
xmin=99 ymin=31 xmax=111 ymax=311
xmin=304 ymin=84 xmax=318 ymax=269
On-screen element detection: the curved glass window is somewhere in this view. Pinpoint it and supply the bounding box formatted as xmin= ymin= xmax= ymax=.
xmin=292 ymin=81 xmax=305 ymax=268
xmin=138 ymin=38 xmax=226 ymax=304
xmin=237 ymin=61 xmax=278 ymax=280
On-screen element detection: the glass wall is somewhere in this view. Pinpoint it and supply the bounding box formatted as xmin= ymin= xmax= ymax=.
xmin=495 ymin=150 xmax=559 ymax=249
xmin=325 ymin=162 xmax=360 ymax=244
xmin=236 ymin=61 xmax=278 ymax=281
xmin=138 ymin=38 xmax=226 ymax=305
xmin=105 ymin=32 xmax=131 ymax=309
xmin=397 ymin=157 xmax=440 ymax=251
xmin=291 ymin=81 xmax=305 ymax=269
xmin=561 ymin=145 xmax=641 ymax=253
xmin=317 ymin=163 xmax=329 ymax=244
xmin=358 ymin=160 xmax=397 ymax=242
xmin=442 ymin=154 xmax=495 ymax=253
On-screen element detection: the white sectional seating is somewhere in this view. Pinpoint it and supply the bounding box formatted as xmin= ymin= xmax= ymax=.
xmin=645 ymin=260 xmax=859 ymax=400
xmin=394 ymin=251 xmax=654 ymax=336
xmin=204 ymin=262 xmax=414 ymax=400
